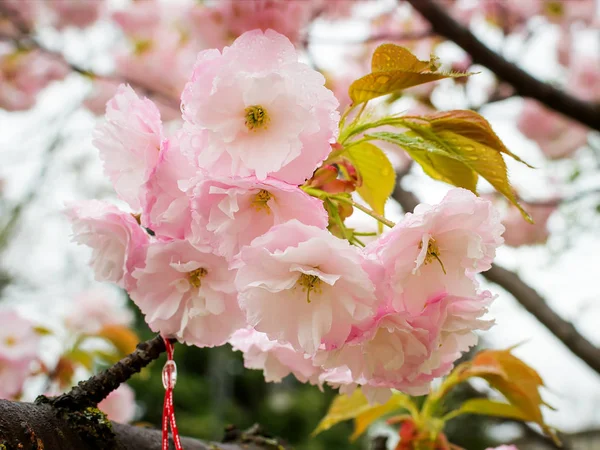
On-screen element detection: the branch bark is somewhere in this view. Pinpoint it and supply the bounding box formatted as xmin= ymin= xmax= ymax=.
xmin=0 ymin=400 xmax=287 ymax=450
xmin=405 ymin=0 xmax=600 ymax=132
xmin=483 ymin=265 xmax=600 ymax=376
xmin=0 ymin=335 xmax=291 ymax=449
xmin=392 ymin=182 xmax=600 ymax=377
xmin=50 ymin=335 xmax=167 ymax=410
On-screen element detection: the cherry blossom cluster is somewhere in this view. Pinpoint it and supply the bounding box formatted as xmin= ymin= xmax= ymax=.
xmin=69 ymin=29 xmax=504 ymax=403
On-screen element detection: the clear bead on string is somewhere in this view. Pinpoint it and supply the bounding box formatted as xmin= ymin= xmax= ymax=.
xmin=162 ymin=360 xmax=178 ymax=389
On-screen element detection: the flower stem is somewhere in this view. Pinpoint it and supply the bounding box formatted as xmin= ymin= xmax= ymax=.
xmin=332 ymin=195 xmax=395 ymax=228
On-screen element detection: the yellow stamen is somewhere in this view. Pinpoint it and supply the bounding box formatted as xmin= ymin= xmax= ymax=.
xmin=188 ymin=268 xmax=208 ymax=288
xmin=544 ymin=1 xmax=563 ymax=17
xmin=4 ymin=336 xmax=16 ymax=347
xmin=297 ymin=274 xmax=322 ymax=304
xmin=133 ymin=39 xmax=153 ymax=55
xmin=251 ymin=189 xmax=272 ymax=213
xmin=244 ymin=105 xmax=270 ymax=131
xmin=419 ymin=238 xmax=447 ymax=274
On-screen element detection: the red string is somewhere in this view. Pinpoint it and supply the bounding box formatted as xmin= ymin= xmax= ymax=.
xmin=162 ymin=338 xmax=183 ymax=450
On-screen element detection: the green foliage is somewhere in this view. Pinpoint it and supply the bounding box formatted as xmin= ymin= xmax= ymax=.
xmin=312 ymin=348 xmax=557 ymax=448
xmin=312 ymin=388 xmax=417 ymax=441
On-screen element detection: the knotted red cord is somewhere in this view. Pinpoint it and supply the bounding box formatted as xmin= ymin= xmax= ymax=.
xmin=162 ymin=337 xmax=183 ymax=450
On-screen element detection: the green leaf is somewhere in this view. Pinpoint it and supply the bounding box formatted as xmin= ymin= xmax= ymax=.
xmin=452 ymin=399 xmax=530 ymax=421
xmin=349 ymin=44 xmax=470 ymax=104
xmin=370 ymin=132 xmax=478 ymax=192
xmin=345 ymin=142 xmax=396 ymax=229
xmin=312 ymin=389 xmax=416 ymax=439
xmin=396 ymin=112 xmax=533 ymax=222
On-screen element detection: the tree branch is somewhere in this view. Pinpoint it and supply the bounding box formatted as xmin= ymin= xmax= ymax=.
xmin=405 ymin=0 xmax=600 ymax=132
xmin=482 ymin=265 xmax=600 ymax=376
xmin=0 ymin=400 xmax=288 ymax=450
xmin=50 ymin=335 xmax=167 ymax=410
xmin=0 ymin=3 xmax=180 ymax=111
xmin=392 ymin=182 xmax=600 ymax=377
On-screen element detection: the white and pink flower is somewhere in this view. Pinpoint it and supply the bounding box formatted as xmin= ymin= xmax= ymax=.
xmin=98 ymin=384 xmax=136 ymax=424
xmin=181 ymin=29 xmax=339 ymax=184
xmin=189 ymin=176 xmax=328 ymax=258
xmin=67 ymin=200 xmax=149 ymax=289
xmin=66 ymin=285 xmax=134 ymax=334
xmin=235 ymin=220 xmax=376 ymax=355
xmin=93 ymin=84 xmax=164 ymax=210
xmin=230 ymin=328 xmax=320 ymax=383
xmin=142 ymin=134 xmax=198 ymax=239
xmin=0 ymin=309 xmax=39 ymax=361
xmin=129 ymin=239 xmax=243 ymax=347
xmin=368 ymin=188 xmax=503 ymax=315
xmin=0 ymin=309 xmax=40 ymax=400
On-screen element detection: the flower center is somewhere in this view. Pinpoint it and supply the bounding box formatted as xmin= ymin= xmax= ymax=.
xmin=251 ymin=189 xmax=272 ymax=213
xmin=544 ymin=1 xmax=563 ymax=17
xmin=419 ymin=238 xmax=447 ymax=274
xmin=4 ymin=336 xmax=16 ymax=347
xmin=297 ymin=274 xmax=322 ymax=303
xmin=244 ymin=105 xmax=270 ymax=131
xmin=188 ymin=268 xmax=208 ymax=288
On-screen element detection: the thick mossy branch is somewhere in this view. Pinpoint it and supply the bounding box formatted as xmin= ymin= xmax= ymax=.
xmin=0 ymin=400 xmax=291 ymax=450
xmin=47 ymin=334 xmax=167 ymax=410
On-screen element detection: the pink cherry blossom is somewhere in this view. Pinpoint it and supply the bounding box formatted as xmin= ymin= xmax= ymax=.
xmin=480 ymin=0 xmax=542 ymax=30
xmin=142 ymin=134 xmax=198 ymax=239
xmin=486 ymin=446 xmax=519 ymax=450
xmin=0 ymin=46 xmax=68 ymax=111
xmin=517 ymin=100 xmax=589 ymax=159
xmin=0 ymin=357 xmax=31 ymax=400
xmin=107 ymin=1 xmax=214 ymax=118
xmin=567 ymin=54 xmax=600 ymax=102
xmin=0 ymin=309 xmax=39 ymax=400
xmin=67 ymin=200 xmax=149 ymax=289
xmin=209 ymin=0 xmax=314 ymax=46
xmin=45 ymin=0 xmax=102 ymax=29
xmin=93 ymin=84 xmax=163 ymax=210
xmin=544 ymin=0 xmax=597 ymax=25
xmin=0 ymin=309 xmax=39 ymax=361
xmin=502 ymin=202 xmax=555 ymax=247
xmin=98 ymin=384 xmax=136 ymax=423
xmin=0 ymin=1 xmax=37 ymax=36
xmin=129 ymin=239 xmax=244 ymax=347
xmin=368 ymin=188 xmax=503 ymax=315
xmin=407 ymin=291 xmax=494 ymax=380
xmin=320 ymin=312 xmax=432 ymax=396
xmin=234 ymin=220 xmax=376 ymax=354
xmin=181 ymin=29 xmax=339 ymax=184
xmin=189 ymin=176 xmax=328 ymax=258
xmin=113 ymin=30 xmax=195 ymax=107
xmin=321 ymin=289 xmax=493 ymax=397
xmin=229 ymin=328 xmax=320 ymax=383
xmin=65 ymin=285 xmax=134 ymax=334
xmin=315 ymin=0 xmax=358 ymax=19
